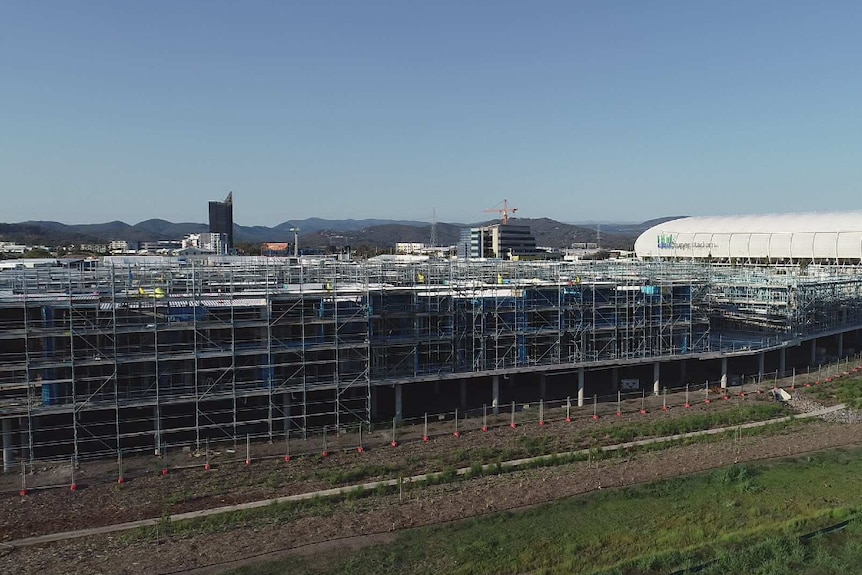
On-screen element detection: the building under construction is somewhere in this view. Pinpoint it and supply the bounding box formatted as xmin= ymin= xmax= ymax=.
xmin=1 ymin=257 xmax=862 ymax=467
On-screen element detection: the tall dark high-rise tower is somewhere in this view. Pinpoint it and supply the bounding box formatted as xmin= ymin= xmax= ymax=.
xmin=208 ymin=192 xmax=234 ymax=254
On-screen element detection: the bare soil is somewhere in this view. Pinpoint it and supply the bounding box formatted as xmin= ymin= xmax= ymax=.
xmin=0 ymin=382 xmax=846 ymax=575
xmin=0 ymin=392 xmax=770 ymax=541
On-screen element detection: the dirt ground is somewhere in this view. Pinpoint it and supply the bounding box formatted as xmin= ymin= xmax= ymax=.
xmin=0 ymin=392 xmax=778 ymax=542
xmin=0 ymin=388 xmax=862 ymax=574
xmin=4 ymin=421 xmax=862 ymax=575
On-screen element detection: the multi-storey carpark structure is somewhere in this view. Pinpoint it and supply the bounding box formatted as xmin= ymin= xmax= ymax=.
xmin=706 ymin=264 xmax=862 ymax=336
xmin=1 ymin=257 xmax=861 ymax=468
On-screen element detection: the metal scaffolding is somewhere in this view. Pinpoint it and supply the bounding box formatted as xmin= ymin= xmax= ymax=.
xmin=2 ymin=257 xmax=859 ymax=466
xmin=707 ymin=264 xmax=862 ymax=336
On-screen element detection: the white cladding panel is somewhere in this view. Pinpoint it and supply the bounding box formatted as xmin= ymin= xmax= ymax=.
xmin=813 ymin=234 xmax=837 ymax=259
xmin=729 ymin=234 xmax=750 ymax=257
xmin=766 ymin=234 xmax=791 ymax=259
xmin=635 ymin=212 xmax=862 ymax=260
xmin=837 ymin=233 xmax=859 ymax=259
xmin=748 ymin=234 xmax=771 ymax=258
xmin=711 ymin=234 xmax=731 ymax=258
xmin=789 ymin=233 xmax=816 ymax=259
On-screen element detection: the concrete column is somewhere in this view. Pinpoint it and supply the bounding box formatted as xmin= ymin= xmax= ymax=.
xmin=2 ymin=418 xmax=12 ymax=473
xmin=539 ymin=373 xmax=547 ymax=399
xmin=758 ymin=352 xmax=765 ymax=379
xmin=492 ymin=375 xmax=500 ymax=415
xmin=653 ymin=362 xmax=660 ymax=396
xmin=838 ymin=332 xmax=845 ymax=358
xmin=779 ymin=348 xmax=786 ymax=377
xmin=577 ymin=367 xmax=585 ymax=407
xmin=810 ymin=338 xmax=817 ymax=365
xmin=459 ymin=380 xmax=467 ymax=409
xmin=720 ymin=357 xmax=728 ymax=389
xmin=394 ymin=384 xmax=403 ymax=423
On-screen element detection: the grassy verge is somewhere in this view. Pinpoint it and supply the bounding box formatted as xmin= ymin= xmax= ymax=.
xmin=124 ymin=416 xmax=810 ymax=544
xmin=135 ymin=403 xmax=792 ymax=513
xmin=308 ymin=403 xmax=790 ymax=487
xmin=586 ymin=402 xmax=786 ymax=443
xmin=808 ymin=374 xmax=862 ymax=409
xmin=698 ymin=519 xmax=862 ymax=574
xmin=222 ymin=446 xmax=862 ymax=575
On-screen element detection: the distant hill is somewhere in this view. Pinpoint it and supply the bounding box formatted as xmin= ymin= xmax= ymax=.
xmin=508 ymin=218 xmax=633 ymax=250
xmin=273 ymin=218 xmax=429 ymax=234
xmin=4 ymin=221 xmax=107 ymax=246
xmin=0 ymin=216 xmax=662 ymax=251
xmin=300 ymin=223 xmax=464 ymax=250
xmin=574 ymin=216 xmax=688 ymax=236
xmin=636 ymin=216 xmax=687 ymax=229
xmin=0 ymin=218 xmax=441 ymax=248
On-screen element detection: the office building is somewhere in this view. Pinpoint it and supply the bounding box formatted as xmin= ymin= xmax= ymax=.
xmin=208 ymin=192 xmax=234 ymax=254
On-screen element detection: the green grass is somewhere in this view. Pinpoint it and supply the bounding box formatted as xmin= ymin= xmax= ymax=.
xmin=223 ymin=446 xmax=862 ymax=575
xmin=320 ymin=403 xmax=789 ymax=488
xmin=124 ymin=416 xmax=810 ymax=544
xmin=809 ymin=375 xmax=862 ymax=409
xmin=699 ymin=519 xmax=862 ymax=575
xmin=254 ymin=404 xmax=790 ymax=496
xmin=318 ymin=463 xmax=407 ymax=486
xmin=128 ymin=494 xmax=353 ymax=542
xmin=588 ymin=402 xmax=787 ymax=444
xmin=834 ymin=384 xmax=862 ymax=409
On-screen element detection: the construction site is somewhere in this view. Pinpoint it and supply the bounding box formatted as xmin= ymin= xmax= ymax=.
xmin=1 ymin=258 xmax=862 ymax=470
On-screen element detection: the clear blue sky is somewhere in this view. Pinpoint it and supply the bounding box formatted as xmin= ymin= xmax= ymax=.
xmin=3 ymin=1 xmax=862 ymax=226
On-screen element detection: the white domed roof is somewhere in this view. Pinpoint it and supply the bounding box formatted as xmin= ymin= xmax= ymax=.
xmin=635 ymin=212 xmax=862 ymax=261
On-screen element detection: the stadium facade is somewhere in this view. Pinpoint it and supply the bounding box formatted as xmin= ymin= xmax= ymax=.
xmin=635 ymin=212 xmax=862 ymax=263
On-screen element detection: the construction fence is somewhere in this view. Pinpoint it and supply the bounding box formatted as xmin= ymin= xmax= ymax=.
xmin=5 ymin=353 xmax=859 ymax=497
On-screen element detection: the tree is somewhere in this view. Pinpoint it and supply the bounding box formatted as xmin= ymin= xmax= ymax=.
xmin=24 ymin=248 xmax=52 ymax=259
xmin=235 ymin=242 xmax=261 ymax=256
xmin=582 ymin=250 xmax=611 ymax=261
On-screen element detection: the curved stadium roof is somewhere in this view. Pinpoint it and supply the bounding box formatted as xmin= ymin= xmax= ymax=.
xmin=634 ymin=212 xmax=862 ymax=262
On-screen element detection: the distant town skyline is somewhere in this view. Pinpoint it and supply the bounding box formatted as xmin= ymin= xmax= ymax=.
xmin=4 ymin=2 xmax=862 ymax=226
